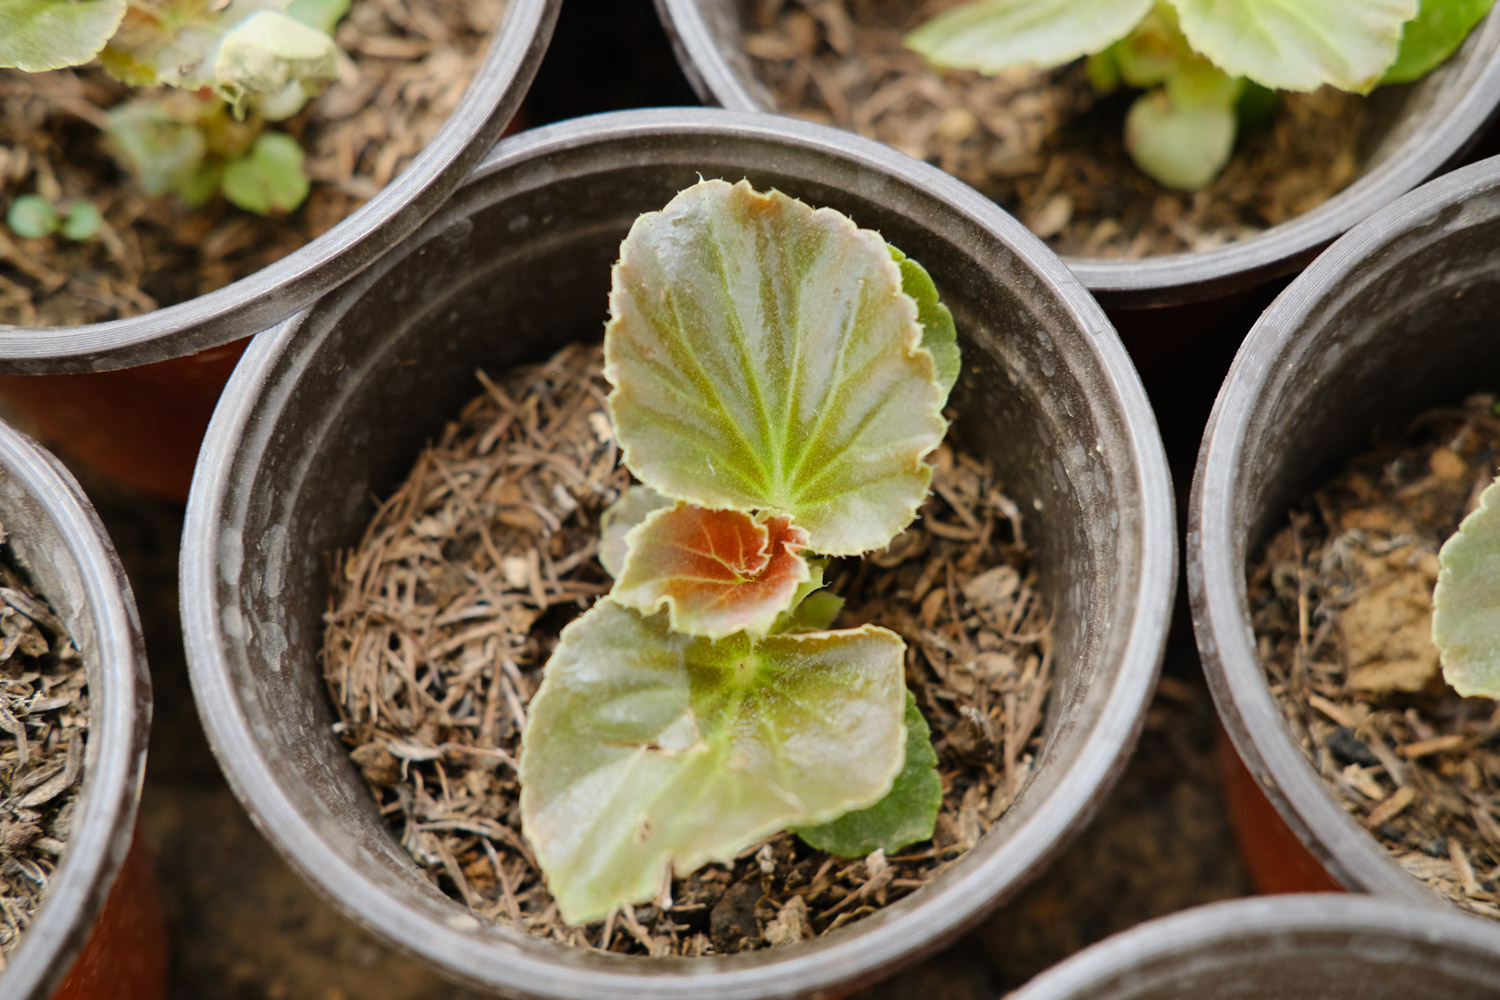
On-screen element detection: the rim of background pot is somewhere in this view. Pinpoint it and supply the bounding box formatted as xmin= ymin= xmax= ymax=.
xmin=654 ymin=0 xmax=1500 ymax=308
xmin=181 ymin=107 xmax=1175 ymax=999
xmin=1007 ymin=895 xmax=1500 ymax=1000
xmin=0 ymin=423 xmax=150 ymax=1000
xmin=1189 ymin=155 xmax=1500 ymax=904
xmin=0 ymin=0 xmax=560 ymax=375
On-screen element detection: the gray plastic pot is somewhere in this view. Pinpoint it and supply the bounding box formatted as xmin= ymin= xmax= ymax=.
xmin=0 ymin=0 xmax=558 ymax=503
xmin=1190 ymin=155 xmax=1500 ymax=903
xmin=655 ymin=0 xmax=1500 ymax=308
xmin=1007 ymin=895 xmax=1500 ymax=1000
xmin=0 ymin=422 xmax=156 ymax=1000
xmin=181 ymin=108 xmax=1174 ymax=998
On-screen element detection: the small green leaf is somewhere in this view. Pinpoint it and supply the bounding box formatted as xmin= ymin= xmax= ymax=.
xmin=795 ymin=691 xmax=942 ymax=856
xmin=214 ymin=9 xmax=339 ymax=115
xmin=61 ymin=202 xmax=103 ymax=241
xmin=889 ymin=246 xmax=960 ymax=403
xmin=519 ymin=600 xmax=908 ymax=925
xmin=6 ymin=194 xmax=60 ymax=239
xmin=1433 ymin=476 xmax=1500 ymax=698
xmin=1172 ymin=0 xmax=1418 ymax=92
xmin=105 ymin=97 xmax=211 ymax=199
xmin=599 ymin=484 xmax=673 ymax=579
xmin=1125 ymin=87 xmax=1236 ymax=191
xmin=612 ymin=506 xmax=814 ymax=639
xmin=904 ymin=0 xmax=1154 ymax=74
xmin=222 ymin=132 xmax=310 ymax=214
xmin=1110 ymin=4 xmax=1189 ymax=88
xmin=1383 ymin=0 xmax=1497 ymax=84
xmin=773 ymin=580 xmax=843 ymax=634
xmin=0 ymin=0 xmax=126 ymax=72
xmin=606 ymin=179 xmax=950 ymax=556
xmin=1164 ymin=57 xmax=1243 ymax=110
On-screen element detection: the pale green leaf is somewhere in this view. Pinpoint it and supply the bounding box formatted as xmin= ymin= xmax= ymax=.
xmin=286 ymin=0 xmax=350 ymax=34
xmin=599 ymin=485 xmax=673 ymax=578
xmin=1125 ymin=88 xmax=1237 ymax=190
xmin=61 ymin=202 xmax=102 ymax=241
xmin=6 ymin=195 xmax=59 ymax=239
xmin=612 ymin=506 xmax=813 ymax=639
xmin=222 ymin=132 xmax=309 ymax=214
xmin=795 ymin=691 xmax=941 ymax=856
xmin=904 ymin=0 xmax=1154 ymax=74
xmin=104 ymin=98 xmax=210 ymax=198
xmin=0 ymin=0 xmax=126 ymax=72
xmin=1172 ymin=0 xmax=1418 ymax=92
xmin=1433 ymin=476 xmax=1500 ymax=698
xmin=772 ymin=575 xmax=842 ymax=634
xmin=519 ymin=599 xmax=908 ymax=925
xmin=1110 ymin=3 xmax=1190 ymax=88
xmin=214 ymin=9 xmax=339 ymax=114
xmin=889 ymin=246 xmax=959 ymax=403
xmin=605 ymin=179 xmax=949 ymax=556
xmin=1383 ymin=0 xmax=1497 ymax=84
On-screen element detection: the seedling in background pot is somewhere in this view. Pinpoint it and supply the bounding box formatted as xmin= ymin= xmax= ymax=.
xmin=5 ymin=194 xmax=103 ymax=241
xmin=518 ymin=179 xmax=958 ymax=925
xmin=906 ymin=0 xmax=1496 ymax=191
xmin=0 ymin=0 xmax=349 ymax=213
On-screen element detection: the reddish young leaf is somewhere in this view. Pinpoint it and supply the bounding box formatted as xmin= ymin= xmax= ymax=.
xmin=612 ymin=505 xmax=813 ymax=638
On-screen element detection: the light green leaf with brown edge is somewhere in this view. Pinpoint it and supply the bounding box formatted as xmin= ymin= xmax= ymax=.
xmin=1433 ymin=476 xmax=1500 ymax=698
xmin=904 ymin=0 xmax=1153 ymax=74
xmin=605 ymin=178 xmax=949 ymax=556
xmin=519 ymin=599 xmax=908 ymax=925
xmin=1172 ymin=0 xmax=1417 ymax=93
xmin=0 ymin=0 xmax=127 ymax=71
xmin=612 ymin=505 xmax=813 ymax=639
xmin=599 ymin=484 xmax=673 ymax=578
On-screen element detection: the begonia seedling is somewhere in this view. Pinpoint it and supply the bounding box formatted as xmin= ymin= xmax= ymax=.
xmin=1433 ymin=476 xmax=1500 ymax=698
xmin=518 ymin=179 xmax=957 ymax=925
xmin=906 ymin=0 xmax=1495 ymax=191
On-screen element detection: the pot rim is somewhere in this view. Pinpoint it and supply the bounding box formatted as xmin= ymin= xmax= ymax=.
xmin=653 ymin=0 xmax=1500 ymax=307
xmin=0 ymin=423 xmax=150 ymax=1000
xmin=1187 ymin=156 xmax=1500 ymax=902
xmin=1006 ymin=894 xmax=1500 ymax=1000
xmin=182 ymin=106 xmax=1176 ymax=999
xmin=0 ymin=0 xmax=560 ymax=375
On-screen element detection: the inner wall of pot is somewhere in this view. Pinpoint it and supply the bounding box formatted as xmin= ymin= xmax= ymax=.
xmin=1231 ymin=188 xmax=1500 ymax=561
xmin=206 ymin=133 xmax=1151 ymax=967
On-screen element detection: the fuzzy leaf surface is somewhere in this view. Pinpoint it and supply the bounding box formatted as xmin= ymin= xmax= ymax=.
xmin=599 ymin=484 xmax=673 ymax=578
xmin=519 ymin=599 xmax=907 ymax=925
xmin=613 ymin=506 xmax=813 ymax=639
xmin=1172 ymin=0 xmax=1417 ymax=92
xmin=1383 ymin=0 xmax=1496 ymax=83
xmin=1433 ymin=476 xmax=1500 ymax=698
xmin=0 ymin=0 xmax=126 ymax=71
xmin=795 ymin=691 xmax=941 ymax=856
xmin=904 ymin=0 xmax=1153 ymax=73
xmin=606 ymin=179 xmax=948 ymax=556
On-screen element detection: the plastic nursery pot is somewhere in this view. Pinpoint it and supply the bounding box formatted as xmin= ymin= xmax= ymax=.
xmin=1006 ymin=895 xmax=1500 ymax=1000
xmin=182 ymin=107 xmax=1175 ymax=999
xmin=0 ymin=421 xmax=160 ymax=1000
xmin=0 ymin=0 xmax=560 ymax=504
xmin=1189 ymin=154 xmax=1500 ymax=904
xmin=654 ymin=0 xmax=1500 ymax=309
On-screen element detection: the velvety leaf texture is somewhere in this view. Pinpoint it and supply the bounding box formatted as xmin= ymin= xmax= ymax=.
xmin=1173 ymin=0 xmax=1418 ymax=92
xmin=612 ymin=506 xmax=814 ymax=639
xmin=0 ymin=0 xmax=126 ymax=71
xmin=904 ymin=0 xmax=1154 ymax=74
xmin=1433 ymin=476 xmax=1500 ymax=698
xmin=1383 ymin=0 xmax=1496 ymax=84
xmin=795 ymin=691 xmax=941 ymax=856
xmin=519 ymin=600 xmax=908 ymax=924
xmin=605 ymin=178 xmax=949 ymax=556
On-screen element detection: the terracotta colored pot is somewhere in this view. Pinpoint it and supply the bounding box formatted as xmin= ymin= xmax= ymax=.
xmin=181 ymin=108 xmax=1176 ymax=998
xmin=0 ymin=0 xmax=559 ymax=502
xmin=654 ymin=0 xmax=1500 ymax=308
xmin=1190 ymin=154 xmax=1500 ymax=904
xmin=0 ymin=420 xmax=156 ymax=1000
